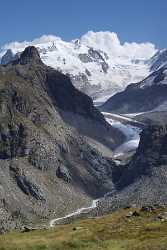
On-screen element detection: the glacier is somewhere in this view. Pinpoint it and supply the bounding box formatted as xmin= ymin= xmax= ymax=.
xmin=0 ymin=31 xmax=157 ymax=101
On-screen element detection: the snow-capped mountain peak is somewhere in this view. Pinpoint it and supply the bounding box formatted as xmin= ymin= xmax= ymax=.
xmin=0 ymin=31 xmax=157 ymax=102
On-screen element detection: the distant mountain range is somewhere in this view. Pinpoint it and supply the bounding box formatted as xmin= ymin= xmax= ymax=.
xmin=0 ymin=31 xmax=157 ymax=103
xmin=0 ymin=33 xmax=167 ymax=232
xmin=101 ymin=49 xmax=167 ymax=114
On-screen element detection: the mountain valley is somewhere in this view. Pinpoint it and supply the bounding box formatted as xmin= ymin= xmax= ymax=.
xmin=0 ymin=30 xmax=167 ymax=250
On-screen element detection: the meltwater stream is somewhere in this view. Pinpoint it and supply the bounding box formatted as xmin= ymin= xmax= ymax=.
xmin=50 ymin=199 xmax=99 ymax=227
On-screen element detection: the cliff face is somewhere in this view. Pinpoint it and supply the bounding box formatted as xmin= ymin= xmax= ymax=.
xmin=99 ymin=124 xmax=167 ymax=212
xmin=118 ymin=125 xmax=167 ymax=187
xmin=0 ymin=46 xmax=120 ymax=232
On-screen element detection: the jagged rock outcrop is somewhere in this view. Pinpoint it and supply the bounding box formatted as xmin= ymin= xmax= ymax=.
xmin=117 ymin=125 xmax=167 ymax=188
xmin=56 ymin=165 xmax=72 ymax=183
xmin=0 ymin=46 xmax=121 ymax=232
xmin=17 ymin=46 xmax=43 ymax=65
xmin=1 ymin=49 xmax=15 ymax=65
xmin=99 ymin=124 xmax=167 ymax=212
xmin=150 ymin=49 xmax=167 ymax=72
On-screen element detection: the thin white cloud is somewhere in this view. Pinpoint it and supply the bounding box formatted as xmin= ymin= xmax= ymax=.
xmin=1 ymin=35 xmax=61 ymax=52
xmin=123 ymin=42 xmax=156 ymax=60
xmin=0 ymin=31 xmax=157 ymax=61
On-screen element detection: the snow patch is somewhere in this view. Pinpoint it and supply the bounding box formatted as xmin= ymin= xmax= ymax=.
xmin=105 ymin=114 xmax=141 ymax=157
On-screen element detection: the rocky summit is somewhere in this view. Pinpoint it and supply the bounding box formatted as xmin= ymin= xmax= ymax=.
xmin=0 ymin=46 xmax=123 ymax=232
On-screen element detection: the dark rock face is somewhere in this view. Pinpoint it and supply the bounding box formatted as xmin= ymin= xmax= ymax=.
xmin=0 ymin=46 xmax=119 ymax=231
xmin=45 ymin=69 xmax=105 ymax=122
xmin=85 ymin=69 xmax=91 ymax=77
xmin=1 ymin=49 xmax=15 ymax=65
xmin=101 ymin=67 xmax=167 ymax=113
xmin=78 ymin=54 xmax=93 ymax=63
xmin=101 ymin=61 xmax=109 ymax=73
xmin=78 ymin=48 xmax=109 ymax=74
xmin=56 ymin=165 xmax=72 ymax=183
xmin=0 ymin=123 xmax=28 ymax=159
xmin=101 ymin=84 xmax=167 ymax=113
xmin=150 ymin=49 xmax=167 ymax=72
xmin=15 ymin=175 xmax=45 ymax=201
xmin=135 ymin=125 xmax=167 ymax=166
xmin=99 ymin=124 xmax=167 ymax=212
xmin=18 ymin=46 xmax=43 ymax=65
xmin=117 ymin=125 xmax=167 ymax=188
xmin=88 ymin=48 xmax=109 ymax=73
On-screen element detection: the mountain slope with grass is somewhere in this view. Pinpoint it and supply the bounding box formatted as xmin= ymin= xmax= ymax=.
xmin=0 ymin=206 xmax=167 ymax=250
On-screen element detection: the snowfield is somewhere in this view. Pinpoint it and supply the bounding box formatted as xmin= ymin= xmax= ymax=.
xmin=0 ymin=31 xmax=157 ymax=100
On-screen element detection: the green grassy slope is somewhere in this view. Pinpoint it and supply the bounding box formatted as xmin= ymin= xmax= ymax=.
xmin=0 ymin=207 xmax=167 ymax=250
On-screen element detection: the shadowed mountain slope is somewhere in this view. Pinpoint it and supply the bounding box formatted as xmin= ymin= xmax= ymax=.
xmin=0 ymin=46 xmax=122 ymax=232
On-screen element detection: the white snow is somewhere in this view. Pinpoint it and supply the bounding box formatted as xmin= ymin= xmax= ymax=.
xmin=0 ymin=31 xmax=157 ymax=100
xmin=104 ymin=113 xmax=141 ymax=157
xmin=80 ymin=31 xmax=156 ymax=60
xmin=124 ymin=112 xmax=147 ymax=117
xmin=103 ymin=112 xmax=142 ymax=124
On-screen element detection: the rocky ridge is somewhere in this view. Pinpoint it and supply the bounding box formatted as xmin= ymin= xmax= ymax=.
xmin=98 ymin=124 xmax=167 ymax=213
xmin=0 ymin=46 xmax=122 ymax=232
xmin=101 ymin=65 xmax=167 ymax=113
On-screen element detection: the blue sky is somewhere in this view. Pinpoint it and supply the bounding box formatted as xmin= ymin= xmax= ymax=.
xmin=0 ymin=0 xmax=166 ymax=48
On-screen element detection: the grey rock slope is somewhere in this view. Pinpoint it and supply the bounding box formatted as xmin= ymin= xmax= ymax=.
xmin=100 ymin=66 xmax=167 ymax=114
xmin=99 ymin=124 xmax=167 ymax=212
xmin=0 ymin=46 xmax=122 ymax=232
xmin=1 ymin=49 xmax=15 ymax=65
xmin=149 ymin=49 xmax=167 ymax=72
